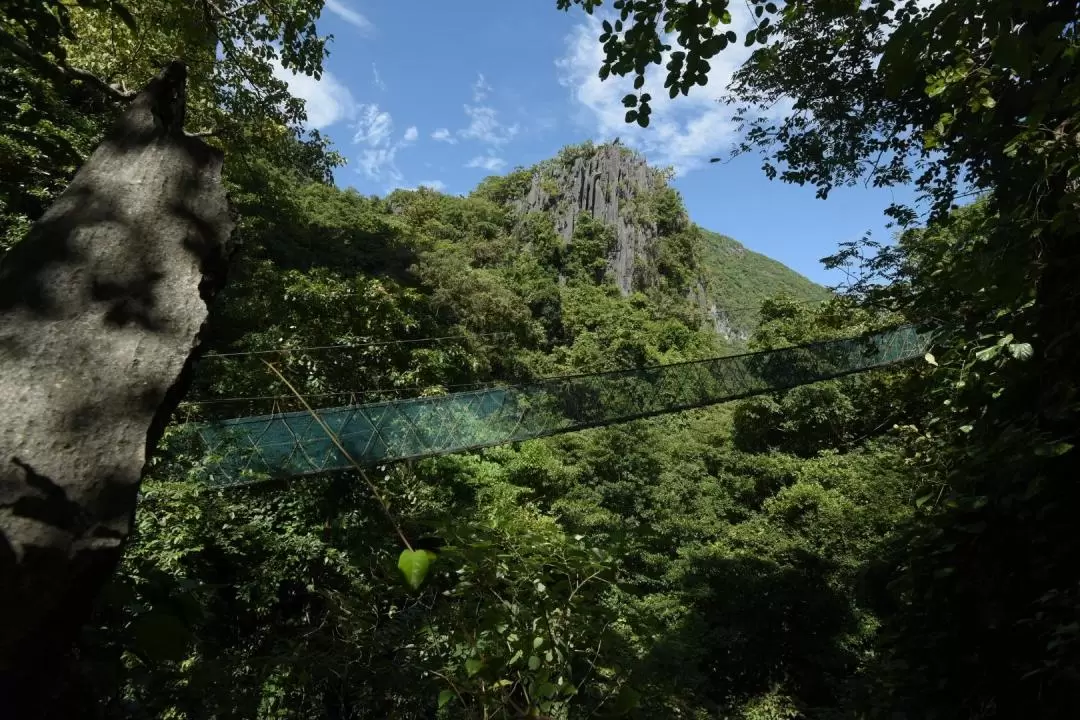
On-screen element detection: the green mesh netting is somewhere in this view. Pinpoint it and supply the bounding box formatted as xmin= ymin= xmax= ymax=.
xmin=193 ymin=325 xmax=933 ymax=485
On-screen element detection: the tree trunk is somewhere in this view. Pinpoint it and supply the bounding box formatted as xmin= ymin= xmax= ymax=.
xmin=0 ymin=61 xmax=234 ymax=716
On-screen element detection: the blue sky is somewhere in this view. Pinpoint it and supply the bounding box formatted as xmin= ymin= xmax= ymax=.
xmin=272 ymin=0 xmax=921 ymax=287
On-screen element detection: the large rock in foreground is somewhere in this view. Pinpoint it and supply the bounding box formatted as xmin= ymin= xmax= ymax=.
xmin=0 ymin=62 xmax=234 ymax=716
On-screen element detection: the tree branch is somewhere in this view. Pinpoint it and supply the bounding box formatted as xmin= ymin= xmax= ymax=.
xmin=0 ymin=28 xmax=135 ymax=101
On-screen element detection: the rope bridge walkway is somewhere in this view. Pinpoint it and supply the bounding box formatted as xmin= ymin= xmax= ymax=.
xmin=191 ymin=325 xmax=933 ymax=486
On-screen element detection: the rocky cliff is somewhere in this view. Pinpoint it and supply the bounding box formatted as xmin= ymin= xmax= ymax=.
xmin=506 ymin=141 xmax=829 ymax=341
xmin=515 ymin=142 xmax=664 ymax=296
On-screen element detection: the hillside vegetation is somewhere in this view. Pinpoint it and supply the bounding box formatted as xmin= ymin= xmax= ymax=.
xmin=698 ymin=229 xmax=831 ymax=339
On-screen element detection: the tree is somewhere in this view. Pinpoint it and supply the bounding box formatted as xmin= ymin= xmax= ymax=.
xmin=1 ymin=0 xmax=336 ymax=252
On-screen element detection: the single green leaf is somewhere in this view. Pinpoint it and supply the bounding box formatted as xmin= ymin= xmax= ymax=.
xmin=1008 ymin=342 xmax=1033 ymax=360
xmin=397 ymin=548 xmax=433 ymax=590
xmin=974 ymin=345 xmax=1000 ymax=362
xmin=528 ymin=655 xmax=541 ymax=671
xmin=959 ymin=424 xmax=974 ymax=433
xmin=438 ymin=690 xmax=455 ymax=708
xmin=465 ymin=657 xmax=484 ymax=676
xmin=533 ymin=636 xmax=544 ymax=649
xmin=537 ymin=681 xmax=558 ymax=698
xmin=924 ymin=352 xmax=938 ymax=366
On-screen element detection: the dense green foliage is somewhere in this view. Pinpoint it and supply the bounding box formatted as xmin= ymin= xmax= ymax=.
xmin=558 ymin=0 xmax=1080 ymax=716
xmin=4 ymin=0 xmax=1079 ymax=717
xmin=698 ymin=230 xmax=831 ymax=337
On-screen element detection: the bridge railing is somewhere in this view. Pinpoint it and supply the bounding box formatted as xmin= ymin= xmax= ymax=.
xmin=190 ymin=325 xmax=934 ymax=486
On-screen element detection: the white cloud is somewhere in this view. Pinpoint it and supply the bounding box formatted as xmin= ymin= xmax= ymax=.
xmin=555 ymin=13 xmax=775 ymax=176
xmin=473 ymin=73 xmax=494 ymax=102
xmin=460 ymin=104 xmax=519 ymax=146
xmin=351 ymin=104 xmax=414 ymax=188
xmin=323 ymin=0 xmax=373 ymax=33
xmin=372 ymin=62 xmax=386 ymax=91
xmin=269 ymin=59 xmax=356 ymax=129
xmin=431 ymin=127 xmax=457 ymax=143
xmin=352 ymin=104 xmax=393 ymax=147
xmin=358 ymin=147 xmax=403 ymax=187
xmin=418 ymin=180 xmax=447 ymax=191
xmin=467 ymin=155 xmax=507 ymax=172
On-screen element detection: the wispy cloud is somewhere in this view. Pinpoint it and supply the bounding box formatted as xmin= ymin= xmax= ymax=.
xmin=555 ymin=13 xmax=777 ymax=176
xmin=353 ymin=104 xmax=393 ymax=147
xmin=418 ymin=180 xmax=447 ymax=191
xmin=323 ymin=0 xmax=374 ymax=34
xmin=431 ymin=127 xmax=457 ymax=144
xmin=473 ymin=73 xmax=493 ymax=102
xmin=460 ymin=104 xmax=519 ymax=146
xmin=352 ymin=104 xmax=416 ymax=188
xmin=270 ymin=59 xmax=356 ymax=129
xmin=466 ymin=155 xmax=507 ymax=172
xmin=371 ymin=62 xmax=386 ymax=91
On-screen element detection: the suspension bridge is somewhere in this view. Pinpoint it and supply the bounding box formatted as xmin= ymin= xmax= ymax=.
xmin=185 ymin=325 xmax=934 ymax=487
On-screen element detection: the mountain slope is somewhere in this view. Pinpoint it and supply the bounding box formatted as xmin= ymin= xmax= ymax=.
xmin=696 ymin=228 xmax=832 ymax=341
xmin=491 ymin=141 xmax=830 ymax=343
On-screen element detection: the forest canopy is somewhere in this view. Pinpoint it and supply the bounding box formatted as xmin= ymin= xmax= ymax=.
xmin=1 ymin=0 xmax=1078 ymax=718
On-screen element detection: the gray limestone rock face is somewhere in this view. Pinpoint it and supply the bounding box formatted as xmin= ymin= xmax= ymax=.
xmin=516 ymin=144 xmax=661 ymax=296
xmin=0 ymin=62 xmax=234 ymax=714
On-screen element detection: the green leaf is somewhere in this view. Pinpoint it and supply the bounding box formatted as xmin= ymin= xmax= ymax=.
xmin=1007 ymin=342 xmax=1033 ymax=360
xmin=397 ymin=548 xmax=433 ymax=590
xmin=974 ymin=345 xmax=1000 ymax=362
xmin=533 ymin=636 xmax=544 ymax=649
xmin=924 ymin=352 xmax=938 ymax=366
xmin=959 ymin=424 xmax=974 ymax=433
xmin=528 ymin=654 xmax=541 ymax=671
xmin=465 ymin=657 xmax=484 ymax=676
xmin=438 ymin=690 xmax=455 ymax=708
xmin=621 ymin=93 xmax=638 ymax=108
